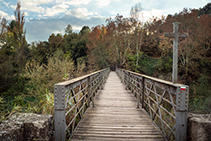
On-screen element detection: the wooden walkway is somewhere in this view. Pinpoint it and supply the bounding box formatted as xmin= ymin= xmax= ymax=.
xmin=71 ymin=72 xmax=165 ymax=141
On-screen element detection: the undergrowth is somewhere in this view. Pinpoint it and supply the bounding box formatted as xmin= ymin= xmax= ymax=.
xmin=0 ymin=50 xmax=87 ymax=121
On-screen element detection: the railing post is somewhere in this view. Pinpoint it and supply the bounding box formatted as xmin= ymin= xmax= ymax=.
xmin=92 ymin=77 xmax=95 ymax=108
xmin=88 ymin=76 xmax=94 ymax=107
xmin=101 ymin=72 xmax=104 ymax=89
xmin=175 ymin=85 xmax=189 ymax=141
xmin=137 ymin=76 xmax=142 ymax=108
xmin=126 ymin=72 xmax=130 ymax=90
xmin=54 ymin=84 xmax=66 ymax=141
xmin=122 ymin=70 xmax=125 ymax=84
xmin=141 ymin=77 xmax=145 ymax=109
xmin=121 ymin=70 xmax=124 ymax=83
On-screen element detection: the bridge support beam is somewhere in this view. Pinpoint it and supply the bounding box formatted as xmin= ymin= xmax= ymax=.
xmin=175 ymin=86 xmax=189 ymax=141
xmin=54 ymin=85 xmax=66 ymax=141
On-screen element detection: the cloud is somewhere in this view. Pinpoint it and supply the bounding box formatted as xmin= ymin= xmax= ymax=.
xmin=64 ymin=0 xmax=92 ymax=6
xmin=25 ymin=13 xmax=106 ymax=42
xmin=52 ymin=29 xmax=65 ymax=35
xmin=10 ymin=0 xmax=54 ymax=13
xmin=66 ymin=8 xmax=94 ymax=19
xmin=44 ymin=4 xmax=69 ymax=16
xmin=141 ymin=9 xmax=164 ymax=22
xmin=20 ymin=0 xmax=54 ymax=6
xmin=3 ymin=1 xmax=10 ymax=7
xmin=0 ymin=10 xmax=14 ymax=20
xmin=10 ymin=4 xmax=45 ymax=14
xmin=95 ymin=0 xmax=111 ymax=6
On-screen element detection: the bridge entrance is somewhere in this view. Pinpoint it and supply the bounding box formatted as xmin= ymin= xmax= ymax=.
xmin=71 ymin=72 xmax=164 ymax=140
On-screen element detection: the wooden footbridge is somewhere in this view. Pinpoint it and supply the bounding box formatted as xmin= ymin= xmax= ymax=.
xmin=54 ymin=68 xmax=189 ymax=141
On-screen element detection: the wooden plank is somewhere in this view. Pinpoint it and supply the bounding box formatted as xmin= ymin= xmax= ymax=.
xmin=73 ymin=133 xmax=164 ymax=138
xmin=72 ymin=138 xmax=164 ymax=141
xmin=71 ymin=71 xmax=164 ymax=140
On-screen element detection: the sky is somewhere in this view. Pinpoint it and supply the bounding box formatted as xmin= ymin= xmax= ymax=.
xmin=0 ymin=0 xmax=209 ymax=43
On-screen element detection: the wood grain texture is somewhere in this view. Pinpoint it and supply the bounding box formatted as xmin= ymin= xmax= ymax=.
xmin=71 ymin=71 xmax=165 ymax=141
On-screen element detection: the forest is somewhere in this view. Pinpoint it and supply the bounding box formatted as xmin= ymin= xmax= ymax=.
xmin=0 ymin=3 xmax=211 ymax=121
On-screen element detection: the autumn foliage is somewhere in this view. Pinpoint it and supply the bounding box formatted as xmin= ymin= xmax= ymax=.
xmin=87 ymin=5 xmax=211 ymax=112
xmin=0 ymin=2 xmax=211 ymax=120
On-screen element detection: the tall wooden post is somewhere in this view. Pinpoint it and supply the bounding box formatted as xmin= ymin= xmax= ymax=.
xmin=165 ymin=22 xmax=187 ymax=83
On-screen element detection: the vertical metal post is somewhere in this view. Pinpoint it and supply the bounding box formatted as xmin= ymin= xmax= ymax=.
xmin=122 ymin=70 xmax=124 ymax=83
xmin=88 ymin=76 xmax=94 ymax=107
xmin=137 ymin=76 xmax=141 ymax=108
xmin=91 ymin=76 xmax=95 ymax=108
xmin=54 ymin=84 xmax=66 ymax=141
xmin=87 ymin=77 xmax=91 ymax=107
xmin=100 ymin=72 xmax=103 ymax=90
xmin=141 ymin=77 xmax=145 ymax=109
xmin=175 ymin=86 xmax=189 ymax=141
xmin=127 ymin=72 xmax=130 ymax=90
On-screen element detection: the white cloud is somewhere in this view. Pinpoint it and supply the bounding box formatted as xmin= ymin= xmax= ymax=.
xmin=3 ymin=1 xmax=10 ymax=7
xmin=20 ymin=0 xmax=54 ymax=6
xmin=132 ymin=0 xmax=141 ymax=3
xmin=10 ymin=0 xmax=53 ymax=13
xmin=72 ymin=25 xmax=82 ymax=31
xmin=142 ymin=9 xmax=164 ymax=22
xmin=44 ymin=4 xmax=69 ymax=16
xmin=95 ymin=0 xmax=110 ymax=6
xmin=24 ymin=12 xmax=29 ymax=16
xmin=10 ymin=4 xmax=45 ymax=14
xmin=52 ymin=29 xmax=65 ymax=35
xmin=66 ymin=8 xmax=94 ymax=19
xmin=64 ymin=0 xmax=92 ymax=6
xmin=9 ymin=0 xmax=94 ymax=16
xmin=0 ymin=10 xmax=14 ymax=20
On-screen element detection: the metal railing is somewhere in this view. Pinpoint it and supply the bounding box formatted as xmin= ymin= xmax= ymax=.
xmin=54 ymin=68 xmax=110 ymax=141
xmin=116 ymin=68 xmax=189 ymax=141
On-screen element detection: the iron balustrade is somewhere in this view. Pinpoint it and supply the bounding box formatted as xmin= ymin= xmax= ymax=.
xmin=54 ymin=68 xmax=110 ymax=141
xmin=116 ymin=68 xmax=189 ymax=141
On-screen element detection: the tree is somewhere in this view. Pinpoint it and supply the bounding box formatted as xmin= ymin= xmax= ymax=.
xmin=0 ymin=17 xmax=7 ymax=37
xmin=7 ymin=2 xmax=28 ymax=73
xmin=0 ymin=2 xmax=29 ymax=94
xmin=130 ymin=3 xmax=144 ymax=66
xmin=198 ymin=3 xmax=211 ymax=16
xmin=87 ymin=14 xmax=139 ymax=69
xmin=79 ymin=26 xmax=90 ymax=35
xmin=65 ymin=24 xmax=73 ymax=35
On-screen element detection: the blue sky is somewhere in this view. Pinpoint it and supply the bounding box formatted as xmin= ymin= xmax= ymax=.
xmin=0 ymin=0 xmax=209 ymax=43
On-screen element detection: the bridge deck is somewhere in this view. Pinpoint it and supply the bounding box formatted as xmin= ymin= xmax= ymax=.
xmin=71 ymin=71 xmax=165 ymax=141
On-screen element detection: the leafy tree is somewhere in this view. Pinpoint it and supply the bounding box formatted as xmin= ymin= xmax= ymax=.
xmin=0 ymin=2 xmax=28 ymax=94
xmin=198 ymin=3 xmax=211 ymax=16
xmin=79 ymin=26 xmax=90 ymax=35
xmin=65 ymin=24 xmax=73 ymax=35
xmin=7 ymin=2 xmax=28 ymax=73
xmin=0 ymin=17 xmax=7 ymax=36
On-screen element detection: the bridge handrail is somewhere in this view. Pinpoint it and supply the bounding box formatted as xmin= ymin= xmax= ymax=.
xmin=116 ymin=68 xmax=189 ymax=141
xmin=54 ymin=68 xmax=110 ymax=141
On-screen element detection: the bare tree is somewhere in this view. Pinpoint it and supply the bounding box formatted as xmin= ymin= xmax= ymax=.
xmin=130 ymin=3 xmax=144 ymax=66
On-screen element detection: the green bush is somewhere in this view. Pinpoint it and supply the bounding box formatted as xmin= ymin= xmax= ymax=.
xmin=189 ymin=74 xmax=211 ymax=113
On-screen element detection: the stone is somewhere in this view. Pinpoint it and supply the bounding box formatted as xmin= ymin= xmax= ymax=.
xmin=188 ymin=113 xmax=211 ymax=141
xmin=0 ymin=113 xmax=53 ymax=141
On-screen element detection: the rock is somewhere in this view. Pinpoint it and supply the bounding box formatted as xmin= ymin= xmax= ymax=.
xmin=0 ymin=113 xmax=53 ymax=141
xmin=188 ymin=113 xmax=211 ymax=141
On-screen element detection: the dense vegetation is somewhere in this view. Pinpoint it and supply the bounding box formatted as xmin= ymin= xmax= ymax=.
xmin=0 ymin=3 xmax=211 ymax=121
